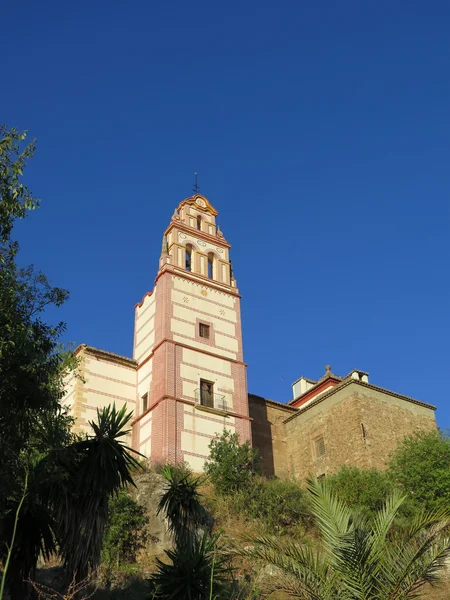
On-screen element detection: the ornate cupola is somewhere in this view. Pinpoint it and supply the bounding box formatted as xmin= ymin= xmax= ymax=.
xmin=159 ymin=194 xmax=236 ymax=289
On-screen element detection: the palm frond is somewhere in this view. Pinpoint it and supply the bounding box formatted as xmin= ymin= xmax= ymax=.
xmin=157 ymin=464 xmax=209 ymax=548
xmin=236 ymin=535 xmax=342 ymax=600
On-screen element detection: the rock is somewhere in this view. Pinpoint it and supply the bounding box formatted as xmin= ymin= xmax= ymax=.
xmin=133 ymin=471 xmax=173 ymax=556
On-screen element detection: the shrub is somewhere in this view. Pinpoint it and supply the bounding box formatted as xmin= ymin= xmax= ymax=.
xmin=389 ymin=429 xmax=450 ymax=512
xmin=101 ymin=492 xmax=148 ymax=568
xmin=205 ymin=430 xmax=261 ymax=495
xmin=326 ymin=465 xmax=394 ymax=517
xmin=236 ymin=476 xmax=312 ymax=534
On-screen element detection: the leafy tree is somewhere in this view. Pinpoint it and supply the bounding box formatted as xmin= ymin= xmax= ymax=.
xmin=326 ymin=465 xmax=394 ymax=517
xmin=0 ymin=126 xmax=39 ymax=242
xmin=389 ymin=430 xmax=450 ymax=512
xmin=0 ymin=125 xmax=73 ymax=512
xmin=0 ymin=127 xmax=142 ymax=598
xmin=102 ymin=491 xmax=148 ymax=568
xmin=205 ymin=430 xmax=261 ymax=495
xmin=240 ymin=478 xmax=450 ymax=600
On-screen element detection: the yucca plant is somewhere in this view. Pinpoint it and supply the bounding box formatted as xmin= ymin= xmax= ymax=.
xmin=52 ymin=404 xmax=142 ymax=579
xmin=157 ymin=464 xmax=209 ymax=548
xmin=149 ymin=465 xmax=233 ymax=599
xmin=238 ymin=478 xmax=450 ymax=599
xmin=0 ymin=404 xmax=142 ymax=599
xmin=149 ymin=532 xmax=232 ymax=600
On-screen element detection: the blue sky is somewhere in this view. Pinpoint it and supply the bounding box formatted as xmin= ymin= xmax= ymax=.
xmin=4 ymin=1 xmax=450 ymax=427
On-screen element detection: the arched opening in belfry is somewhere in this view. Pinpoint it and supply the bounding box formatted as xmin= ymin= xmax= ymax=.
xmin=186 ymin=244 xmax=193 ymax=271
xmin=207 ymin=253 xmax=214 ymax=279
xmin=196 ymin=215 xmax=202 ymax=231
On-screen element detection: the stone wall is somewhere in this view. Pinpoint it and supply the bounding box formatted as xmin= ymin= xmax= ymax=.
xmin=248 ymin=394 xmax=295 ymax=479
xmin=284 ymin=382 xmax=437 ymax=480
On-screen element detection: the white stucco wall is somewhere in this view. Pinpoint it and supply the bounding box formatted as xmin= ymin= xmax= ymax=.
xmin=134 ymin=292 xmax=156 ymax=364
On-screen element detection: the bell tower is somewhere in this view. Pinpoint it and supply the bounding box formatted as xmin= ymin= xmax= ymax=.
xmin=132 ymin=194 xmax=251 ymax=471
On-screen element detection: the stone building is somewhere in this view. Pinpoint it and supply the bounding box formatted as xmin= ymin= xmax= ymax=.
xmin=64 ymin=193 xmax=437 ymax=476
xmin=249 ymin=365 xmax=436 ymax=479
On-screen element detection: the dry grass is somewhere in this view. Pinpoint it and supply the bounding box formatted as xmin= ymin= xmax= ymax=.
xmin=28 ymin=572 xmax=96 ymax=600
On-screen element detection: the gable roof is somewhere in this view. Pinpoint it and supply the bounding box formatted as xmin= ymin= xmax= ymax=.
xmin=283 ymin=378 xmax=436 ymax=424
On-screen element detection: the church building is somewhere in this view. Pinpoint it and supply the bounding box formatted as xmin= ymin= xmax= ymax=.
xmin=64 ymin=194 xmax=437 ymax=477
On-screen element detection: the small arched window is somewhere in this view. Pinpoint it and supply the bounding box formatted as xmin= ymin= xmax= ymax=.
xmin=196 ymin=215 xmax=202 ymax=231
xmin=207 ymin=253 xmax=214 ymax=279
xmin=186 ymin=244 xmax=192 ymax=271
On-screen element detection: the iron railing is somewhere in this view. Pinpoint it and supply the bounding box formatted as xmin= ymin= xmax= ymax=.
xmin=194 ymin=388 xmax=228 ymax=411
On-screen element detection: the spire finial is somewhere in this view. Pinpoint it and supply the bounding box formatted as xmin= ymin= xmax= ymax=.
xmin=161 ymin=235 xmax=169 ymax=255
xmin=193 ymin=172 xmax=199 ymax=194
xmin=325 ymin=365 xmax=331 ymax=374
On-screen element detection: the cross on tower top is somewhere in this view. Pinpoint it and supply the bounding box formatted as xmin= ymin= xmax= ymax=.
xmin=193 ymin=172 xmax=199 ymax=194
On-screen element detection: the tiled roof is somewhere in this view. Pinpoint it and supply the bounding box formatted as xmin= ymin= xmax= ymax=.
xmin=74 ymin=344 xmax=138 ymax=367
xmin=248 ymin=393 xmax=297 ymax=412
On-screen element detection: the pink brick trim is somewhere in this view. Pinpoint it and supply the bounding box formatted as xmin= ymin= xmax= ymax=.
xmin=84 ymin=370 xmax=136 ymax=388
xmin=183 ymin=449 xmax=210 ymax=459
xmin=182 ymin=360 xmax=234 ymax=378
xmin=135 ymin=315 xmax=156 ymax=336
xmin=172 ymin=301 xmax=237 ymax=324
xmin=186 ymin=408 xmax=237 ymax=426
xmin=84 ymin=388 xmax=136 ymax=404
xmin=141 ymin=415 xmax=152 ymax=428
xmin=136 ymin=345 xmax=154 ymax=365
xmin=183 ymin=428 xmax=223 ymax=440
xmin=139 ymin=434 xmax=152 ymax=447
xmin=135 ymin=328 xmax=155 ymax=350
xmin=137 ymin=371 xmax=153 ymax=387
xmin=62 ymin=390 xmax=75 ymax=403
xmin=141 ymin=337 xmax=247 ymax=367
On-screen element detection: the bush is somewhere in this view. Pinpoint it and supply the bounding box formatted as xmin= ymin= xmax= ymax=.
xmin=236 ymin=476 xmax=312 ymax=534
xmin=326 ymin=466 xmax=394 ymax=517
xmin=102 ymin=492 xmax=148 ymax=569
xmin=205 ymin=430 xmax=261 ymax=495
xmin=389 ymin=429 xmax=450 ymax=512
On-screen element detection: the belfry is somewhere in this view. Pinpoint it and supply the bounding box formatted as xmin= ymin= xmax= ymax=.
xmin=66 ymin=194 xmax=251 ymax=471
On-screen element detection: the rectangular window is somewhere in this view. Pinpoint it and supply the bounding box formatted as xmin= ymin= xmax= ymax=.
xmin=200 ymin=379 xmax=214 ymax=408
xmin=199 ymin=323 xmax=210 ymax=339
xmin=315 ymin=436 xmax=326 ymax=459
xmin=142 ymin=392 xmax=148 ymax=413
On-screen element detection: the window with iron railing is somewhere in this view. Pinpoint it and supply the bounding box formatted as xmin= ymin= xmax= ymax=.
xmin=195 ymin=381 xmax=227 ymax=411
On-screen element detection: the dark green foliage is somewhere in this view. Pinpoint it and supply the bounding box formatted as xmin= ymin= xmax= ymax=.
xmin=150 ymin=464 xmax=236 ymax=600
xmin=205 ymin=430 xmax=261 ymax=495
xmin=51 ymin=405 xmax=142 ymax=579
xmin=0 ymin=126 xmax=38 ymax=242
xmin=0 ymin=127 xmax=142 ymax=598
xmin=149 ymin=533 xmax=232 ymax=600
xmin=389 ymin=429 xmax=450 ymax=512
xmin=325 ymin=465 xmax=395 ymax=517
xmin=240 ymin=478 xmax=450 ymax=600
xmin=102 ymin=492 xmax=148 ymax=567
xmin=235 ymin=477 xmax=312 ymax=534
xmin=157 ymin=465 xmax=209 ymax=548
xmin=1 ymin=405 xmax=141 ymax=598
